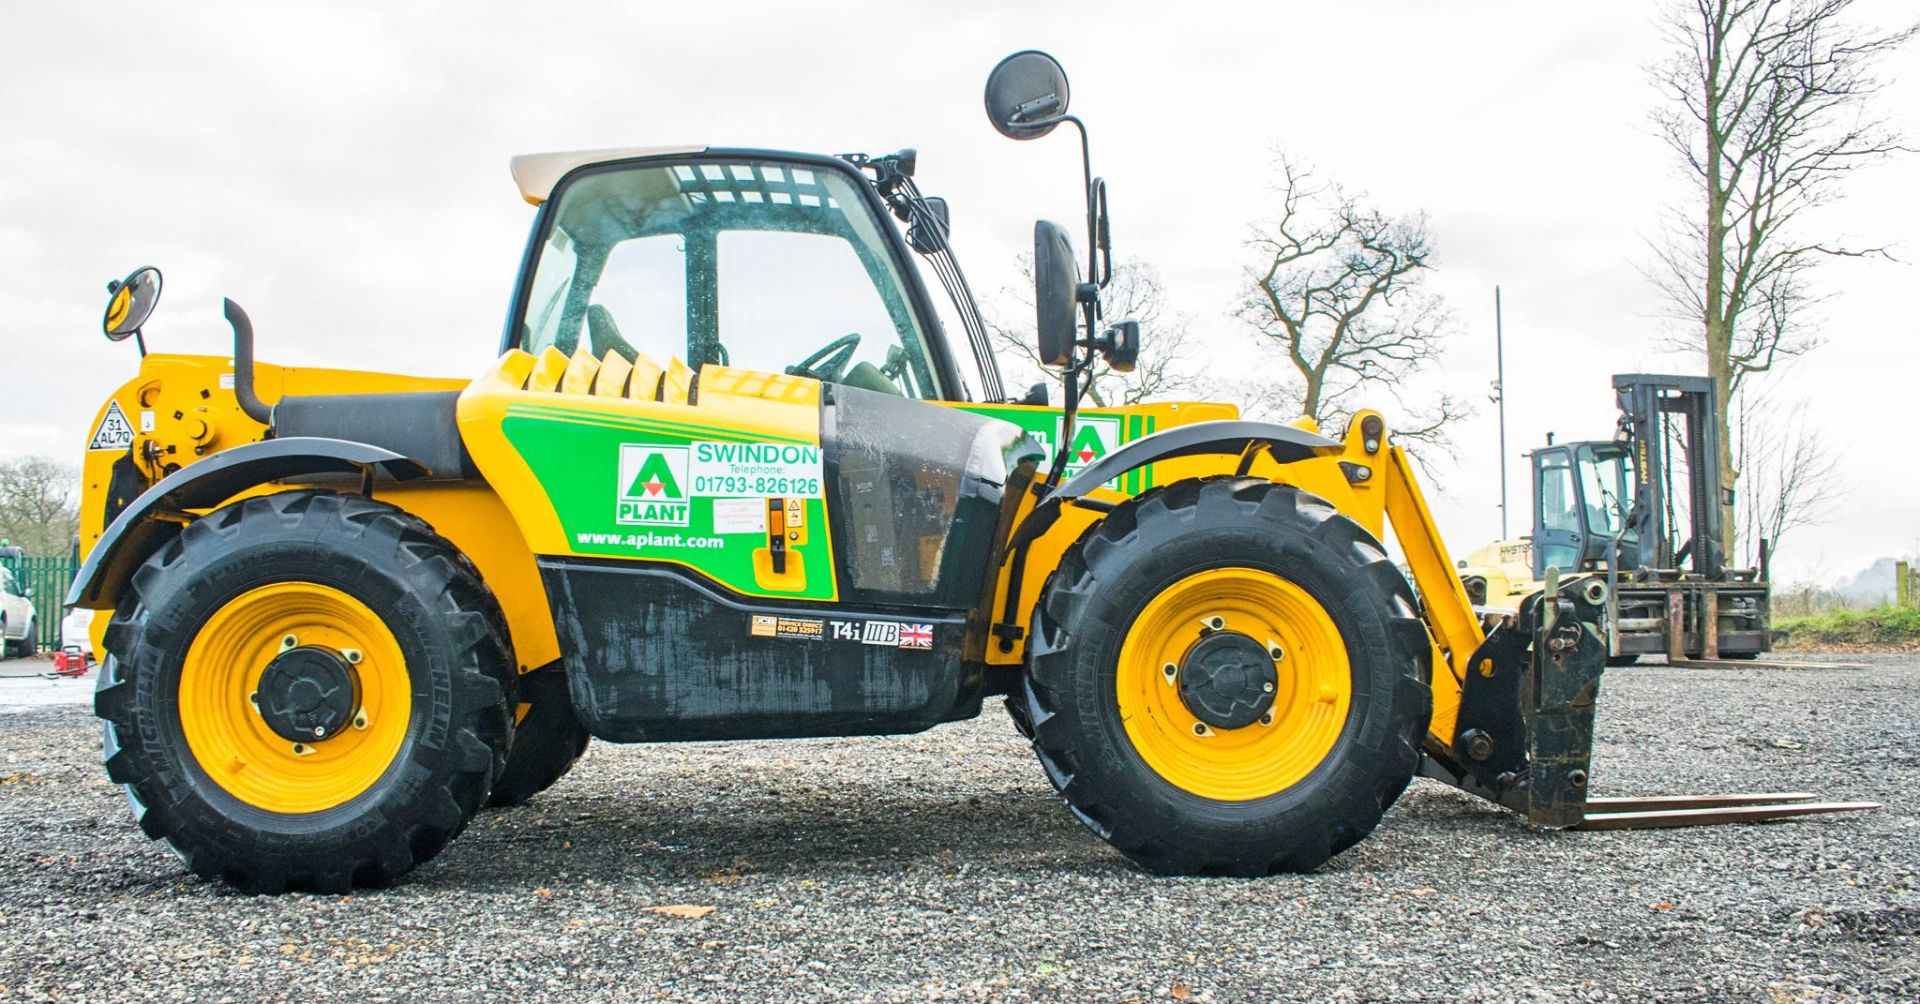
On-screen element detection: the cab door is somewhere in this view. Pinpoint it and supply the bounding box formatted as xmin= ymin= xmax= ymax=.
xmin=1531 ymin=446 xmax=1586 ymax=579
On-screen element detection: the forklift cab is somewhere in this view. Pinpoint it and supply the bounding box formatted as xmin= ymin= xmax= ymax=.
xmin=1530 ymin=441 xmax=1638 ymax=579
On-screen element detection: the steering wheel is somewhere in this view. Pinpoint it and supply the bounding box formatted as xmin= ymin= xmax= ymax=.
xmin=786 ymin=333 xmax=861 ymax=383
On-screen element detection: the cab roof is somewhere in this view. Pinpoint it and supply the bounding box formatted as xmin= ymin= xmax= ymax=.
xmin=509 ymin=145 xmax=709 ymax=206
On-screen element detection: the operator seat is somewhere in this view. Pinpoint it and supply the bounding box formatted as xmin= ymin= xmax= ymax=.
xmin=840 ymin=361 xmax=903 ymax=396
xmin=586 ymin=305 xmax=641 ymax=365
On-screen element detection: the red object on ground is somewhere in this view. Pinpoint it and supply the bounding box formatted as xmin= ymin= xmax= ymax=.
xmin=51 ymin=646 xmax=92 ymax=678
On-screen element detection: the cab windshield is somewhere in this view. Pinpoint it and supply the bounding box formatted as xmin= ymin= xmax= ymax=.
xmin=1575 ymin=444 xmax=1636 ymax=541
xmin=516 ymin=157 xmax=941 ymax=399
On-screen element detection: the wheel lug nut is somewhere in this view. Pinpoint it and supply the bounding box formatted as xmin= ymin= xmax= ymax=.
xmin=1260 ymin=712 xmax=1273 ymax=727
xmin=341 ymin=649 xmax=362 ymax=665
xmin=1162 ymin=663 xmax=1177 ymax=678
xmin=312 ymin=726 xmax=327 ymax=738
xmin=1205 ymin=616 xmax=1225 ymax=631
xmin=1263 ymin=682 xmax=1275 ymax=693
xmin=1192 ymin=723 xmax=1210 ymax=737
xmin=279 ymin=634 xmax=298 ymax=651
xmin=353 ymin=712 xmax=369 ymax=730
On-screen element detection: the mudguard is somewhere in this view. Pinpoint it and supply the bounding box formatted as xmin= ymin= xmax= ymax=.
xmin=1008 ymin=419 xmax=1343 ymax=550
xmin=67 ymin=437 xmax=429 ymax=608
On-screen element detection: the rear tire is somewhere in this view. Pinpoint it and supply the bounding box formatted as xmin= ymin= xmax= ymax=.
xmin=95 ymin=491 xmax=516 ymax=893
xmin=488 ymin=663 xmax=591 ymax=808
xmin=1023 ymin=478 xmax=1431 ymax=876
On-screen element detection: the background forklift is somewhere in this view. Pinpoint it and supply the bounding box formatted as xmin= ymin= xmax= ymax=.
xmin=1528 ymin=374 xmax=1776 ymax=666
xmin=1462 ymin=373 xmax=1801 ymax=667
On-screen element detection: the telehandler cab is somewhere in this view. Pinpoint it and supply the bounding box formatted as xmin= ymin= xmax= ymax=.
xmin=70 ymin=52 xmax=1874 ymax=893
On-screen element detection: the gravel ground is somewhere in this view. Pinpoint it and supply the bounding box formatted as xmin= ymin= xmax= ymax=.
xmin=0 ymin=654 xmax=1913 ymax=1003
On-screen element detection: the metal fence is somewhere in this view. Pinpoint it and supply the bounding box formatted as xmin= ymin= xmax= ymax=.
xmin=1 ymin=554 xmax=78 ymax=653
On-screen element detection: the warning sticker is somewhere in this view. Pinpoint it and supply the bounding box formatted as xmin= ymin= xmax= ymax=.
xmin=87 ymin=400 xmax=135 ymax=451
xmin=712 ymin=497 xmax=769 ymax=535
xmin=690 ymin=442 xmax=823 ymax=498
xmin=750 ymin=615 xmax=824 ymax=641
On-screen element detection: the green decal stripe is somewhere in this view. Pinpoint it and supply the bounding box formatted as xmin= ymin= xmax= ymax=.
xmin=499 ymin=412 xmax=834 ymax=601
xmin=504 ymin=402 xmax=812 ymax=445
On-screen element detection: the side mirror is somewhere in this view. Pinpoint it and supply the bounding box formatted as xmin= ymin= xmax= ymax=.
xmin=984 ymin=50 xmax=1071 ymax=140
xmin=906 ymin=197 xmax=950 ymax=254
xmin=103 ymin=266 xmax=162 ymax=342
xmin=1033 ymin=220 xmax=1080 ymax=367
xmin=21 ymin=587 xmax=31 ymax=600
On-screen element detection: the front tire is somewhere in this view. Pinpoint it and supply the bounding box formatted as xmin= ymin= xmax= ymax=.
xmin=95 ymin=491 xmax=516 ymax=893
xmin=17 ymin=619 xmax=36 ymax=658
xmin=1023 ymin=478 xmax=1431 ymax=876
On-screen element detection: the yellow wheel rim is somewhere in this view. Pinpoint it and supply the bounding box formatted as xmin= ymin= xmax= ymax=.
xmin=1115 ymin=568 xmax=1353 ymax=801
xmin=178 ymin=582 xmax=412 ymax=814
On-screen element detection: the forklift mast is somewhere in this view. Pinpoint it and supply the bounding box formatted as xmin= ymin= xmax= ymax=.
xmin=1612 ymin=373 xmax=1726 ymax=579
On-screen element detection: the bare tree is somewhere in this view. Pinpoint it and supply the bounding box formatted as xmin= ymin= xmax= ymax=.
xmin=1234 ymin=155 xmax=1466 ymax=453
xmin=1734 ymin=396 xmax=1845 ymax=564
xmin=1651 ymin=0 xmax=1914 ymax=556
xmin=989 ymin=257 xmax=1214 ymax=407
xmin=0 ymin=456 xmax=81 ymax=557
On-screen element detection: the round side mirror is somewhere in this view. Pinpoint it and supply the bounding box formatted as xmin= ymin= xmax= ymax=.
xmin=1033 ymin=220 xmax=1079 ymax=367
xmin=984 ymin=50 xmax=1071 ymax=140
xmin=103 ymin=266 xmax=162 ymax=342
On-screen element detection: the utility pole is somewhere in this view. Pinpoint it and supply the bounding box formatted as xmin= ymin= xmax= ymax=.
xmin=1493 ymin=286 xmax=1508 ymax=539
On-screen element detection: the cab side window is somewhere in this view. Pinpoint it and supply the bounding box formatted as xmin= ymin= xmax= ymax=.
xmin=586 ymin=236 xmax=689 ymax=365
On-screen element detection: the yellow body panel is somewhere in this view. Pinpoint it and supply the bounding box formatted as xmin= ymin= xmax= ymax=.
xmin=526 ymin=346 xmax=570 ymax=393
xmin=78 ymin=354 xmax=465 ymax=560
xmin=627 ymin=353 xmax=665 ymax=401
xmin=661 ymin=357 xmax=695 ymax=405
xmin=1458 ymin=538 xmax=1539 ymax=610
xmin=560 ymin=347 xmax=601 ymax=396
xmin=595 ymin=351 xmax=633 ymax=398
xmin=76 ymin=354 xmax=557 ymax=672
xmin=455 ymin=350 xmax=836 ymax=600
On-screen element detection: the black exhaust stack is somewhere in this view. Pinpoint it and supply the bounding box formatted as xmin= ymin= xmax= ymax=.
xmin=223 ymin=298 xmax=272 ymax=426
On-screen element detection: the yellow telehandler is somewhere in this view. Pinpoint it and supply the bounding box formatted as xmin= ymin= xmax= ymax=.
xmin=68 ymin=52 xmax=1873 ymax=893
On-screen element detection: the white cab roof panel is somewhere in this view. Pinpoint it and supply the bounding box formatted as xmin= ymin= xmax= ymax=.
xmin=510 ymin=145 xmax=709 ymax=205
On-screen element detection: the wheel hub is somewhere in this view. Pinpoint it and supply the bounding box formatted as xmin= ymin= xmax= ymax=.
xmin=254 ymin=647 xmax=358 ymax=743
xmin=1176 ymin=631 xmax=1278 ymax=730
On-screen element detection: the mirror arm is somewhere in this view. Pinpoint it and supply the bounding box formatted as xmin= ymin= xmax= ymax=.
xmin=1020 ymin=113 xmax=1102 ymax=290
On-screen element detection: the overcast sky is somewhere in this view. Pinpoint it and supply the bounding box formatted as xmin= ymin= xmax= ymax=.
xmin=2 ymin=1 xmax=1915 ymax=582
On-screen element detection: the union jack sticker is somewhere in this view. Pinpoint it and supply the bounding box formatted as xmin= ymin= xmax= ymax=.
xmin=898 ymin=623 xmax=934 ymax=650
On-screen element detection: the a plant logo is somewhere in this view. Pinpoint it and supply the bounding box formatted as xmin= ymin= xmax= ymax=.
xmin=1060 ymin=416 xmax=1121 ymax=477
xmin=616 ymin=444 xmax=690 ymax=526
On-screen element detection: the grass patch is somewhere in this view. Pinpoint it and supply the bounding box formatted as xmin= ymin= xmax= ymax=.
xmin=1774 ymin=605 xmax=1920 ymax=651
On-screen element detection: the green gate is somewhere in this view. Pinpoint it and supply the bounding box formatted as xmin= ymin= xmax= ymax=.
xmin=0 ymin=553 xmax=78 ymax=654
